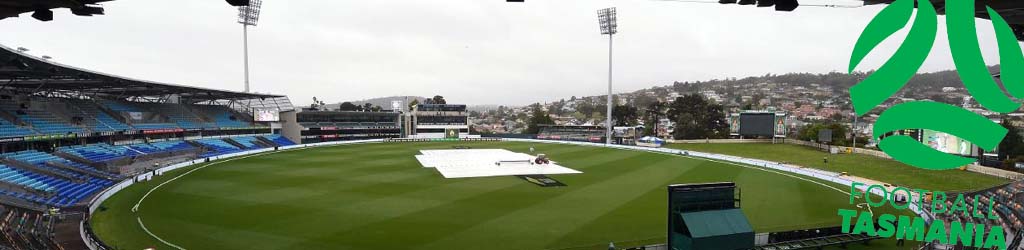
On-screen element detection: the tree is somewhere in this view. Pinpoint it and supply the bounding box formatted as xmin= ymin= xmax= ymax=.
xmin=408 ymin=99 xmax=419 ymax=112
xmin=338 ymin=102 xmax=359 ymax=111
xmin=371 ymin=105 xmax=383 ymax=112
xmin=432 ymin=95 xmax=447 ymax=104
xmin=667 ymin=94 xmax=728 ymax=139
xmin=363 ymin=103 xmax=373 ymax=112
xmin=525 ymin=104 xmax=554 ymax=134
xmin=311 ymin=97 xmax=326 ymax=110
xmin=796 ymin=122 xmax=849 ymax=145
xmin=576 ymin=101 xmax=595 ymax=118
xmin=611 ymin=105 xmax=639 ymax=126
xmin=672 ymin=113 xmax=700 ymax=140
xmin=643 ymin=101 xmax=666 ymax=136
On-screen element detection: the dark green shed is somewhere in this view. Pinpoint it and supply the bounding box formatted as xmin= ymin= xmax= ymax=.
xmin=670 ymin=208 xmax=754 ymax=250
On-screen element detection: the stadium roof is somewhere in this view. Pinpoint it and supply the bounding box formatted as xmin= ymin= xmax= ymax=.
xmin=707 ymin=0 xmax=1024 ymax=39
xmin=0 ymin=0 xmax=110 ymax=20
xmin=0 ymin=44 xmax=285 ymax=102
xmin=867 ymin=0 xmax=1024 ymax=27
xmin=857 ymin=1 xmax=1024 ymax=39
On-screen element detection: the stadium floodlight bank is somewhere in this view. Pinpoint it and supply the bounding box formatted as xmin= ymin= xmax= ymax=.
xmin=597 ymin=7 xmax=617 ymax=145
xmin=237 ymin=0 xmax=263 ymax=93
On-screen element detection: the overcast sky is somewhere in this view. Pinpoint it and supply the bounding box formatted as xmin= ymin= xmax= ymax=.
xmin=0 ymin=0 xmax=1010 ymax=106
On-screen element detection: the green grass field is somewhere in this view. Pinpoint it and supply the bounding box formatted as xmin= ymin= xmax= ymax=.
xmin=667 ymin=143 xmax=1010 ymax=191
xmin=92 ymin=141 xmax=918 ymax=250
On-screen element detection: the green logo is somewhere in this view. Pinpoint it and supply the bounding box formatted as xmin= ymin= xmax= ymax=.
xmin=851 ymin=0 xmax=1022 ymax=170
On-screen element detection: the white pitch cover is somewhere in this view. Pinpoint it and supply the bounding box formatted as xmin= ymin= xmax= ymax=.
xmin=414 ymin=149 xmax=582 ymax=178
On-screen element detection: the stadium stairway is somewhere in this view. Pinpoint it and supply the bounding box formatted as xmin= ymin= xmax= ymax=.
xmin=194 ymin=138 xmax=244 ymax=158
xmin=57 ymin=145 xmax=129 ymax=164
xmin=4 ymin=150 xmax=122 ymax=180
xmin=252 ymin=139 xmax=276 ymax=148
xmin=230 ymin=136 xmax=271 ymax=149
xmin=189 ymin=105 xmax=251 ymax=128
xmin=262 ymin=134 xmax=296 ymax=146
xmin=0 ymin=205 xmax=61 ymax=250
xmin=0 ymin=112 xmax=33 ymax=138
xmin=0 ymin=157 xmax=84 ymax=183
xmin=221 ymin=138 xmax=248 ymax=150
xmin=0 ymin=179 xmax=48 ymax=202
xmin=0 ymin=162 xmax=112 ymax=208
xmin=45 ymin=160 xmax=118 ymax=180
xmin=64 ymin=99 xmax=132 ymax=133
xmin=256 ymin=136 xmax=281 ymax=147
xmin=0 ymin=135 xmax=282 ymax=210
xmin=0 ymin=100 xmax=85 ymax=136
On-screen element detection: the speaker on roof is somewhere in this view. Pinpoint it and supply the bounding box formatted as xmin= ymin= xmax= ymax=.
xmin=737 ymin=0 xmax=756 ymax=5
xmin=226 ymin=0 xmax=249 ymax=6
xmin=757 ymin=0 xmax=775 ymax=7
xmin=775 ymin=0 xmax=798 ymax=11
xmin=719 ymin=0 xmax=739 ymax=3
xmin=31 ymin=9 xmax=53 ymax=21
xmin=71 ymin=5 xmax=104 ymax=16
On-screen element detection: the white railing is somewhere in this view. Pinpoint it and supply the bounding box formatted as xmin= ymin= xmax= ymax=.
xmin=83 ymin=138 xmax=932 ymax=249
xmin=505 ymin=139 xmax=933 ymax=220
xmin=81 ymin=139 xmax=381 ymax=250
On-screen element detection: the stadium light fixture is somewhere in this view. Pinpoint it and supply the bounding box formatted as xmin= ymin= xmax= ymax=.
xmin=655 ymin=0 xmax=864 ymax=11
xmin=598 ymin=7 xmax=616 ymax=144
xmin=227 ymin=0 xmax=250 ymax=6
xmin=238 ymin=0 xmax=262 ymax=93
xmin=31 ymin=9 xmax=53 ymax=21
xmin=71 ymin=5 xmax=105 ymax=16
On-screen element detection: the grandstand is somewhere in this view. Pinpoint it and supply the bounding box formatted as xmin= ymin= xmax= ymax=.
xmin=407 ymin=104 xmax=469 ymax=139
xmin=297 ymin=110 xmax=401 ymax=143
xmin=536 ymin=125 xmax=605 ymax=142
xmin=0 ymin=44 xmax=297 ymax=249
xmin=934 ymin=180 xmax=1024 ymax=249
xmin=0 ymin=205 xmax=61 ymax=249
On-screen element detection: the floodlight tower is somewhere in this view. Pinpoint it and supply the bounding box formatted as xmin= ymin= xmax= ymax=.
xmin=238 ymin=0 xmax=262 ymax=93
xmin=597 ymin=7 xmax=617 ymax=144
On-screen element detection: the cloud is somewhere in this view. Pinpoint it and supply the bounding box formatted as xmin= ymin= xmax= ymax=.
xmin=1 ymin=0 xmax=1008 ymax=106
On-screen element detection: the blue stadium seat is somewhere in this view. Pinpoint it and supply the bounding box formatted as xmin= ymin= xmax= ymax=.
xmin=195 ymin=138 xmax=244 ymax=158
xmin=191 ymin=105 xmax=250 ymax=128
xmin=264 ymin=134 xmax=296 ymax=146
xmin=64 ymin=99 xmax=132 ymax=133
xmin=231 ymin=136 xmax=267 ymax=149
xmin=2 ymin=150 xmax=120 ymax=180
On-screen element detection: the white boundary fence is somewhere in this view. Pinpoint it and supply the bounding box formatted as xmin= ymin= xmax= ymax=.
xmin=82 ymin=138 xmax=933 ymax=250
xmin=81 ymin=139 xmax=381 ymax=250
xmin=504 ymin=139 xmax=934 ymax=220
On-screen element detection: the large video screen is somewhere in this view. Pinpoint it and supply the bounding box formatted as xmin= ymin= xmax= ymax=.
xmin=922 ymin=130 xmax=973 ymax=156
xmin=738 ymin=113 xmax=775 ymax=137
xmin=253 ymin=109 xmax=280 ymax=122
